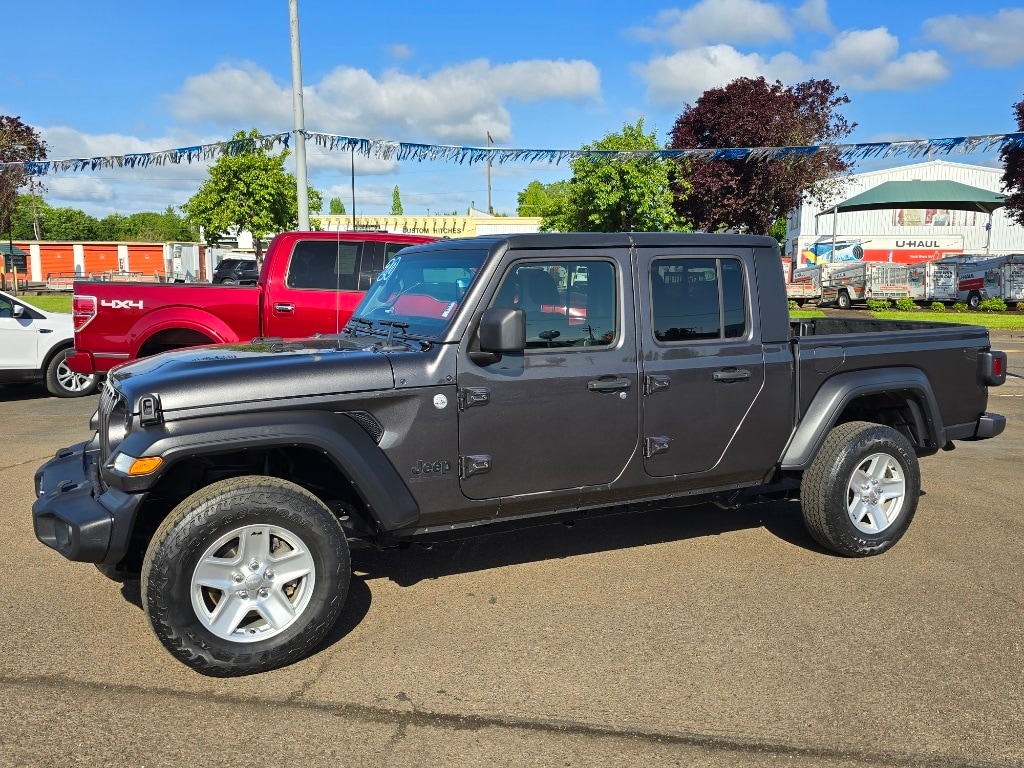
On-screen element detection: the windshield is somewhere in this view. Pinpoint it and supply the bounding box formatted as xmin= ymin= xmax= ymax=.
xmin=350 ymin=248 xmax=488 ymax=338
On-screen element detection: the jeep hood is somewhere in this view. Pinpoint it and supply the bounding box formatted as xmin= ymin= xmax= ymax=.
xmin=109 ymin=337 xmax=397 ymax=413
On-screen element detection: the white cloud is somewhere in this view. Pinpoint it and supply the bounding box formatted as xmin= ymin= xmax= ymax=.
xmin=45 ymin=175 xmax=115 ymax=204
xmin=794 ymin=0 xmax=833 ymax=34
xmin=631 ymin=0 xmax=791 ymax=47
xmin=813 ymin=28 xmax=947 ymax=91
xmin=635 ymin=24 xmax=947 ymax=104
xmin=167 ymin=62 xmax=293 ymax=131
xmin=638 ymin=45 xmax=806 ymax=106
xmin=167 ymin=58 xmax=600 ymax=146
xmin=923 ymin=9 xmax=1024 ymax=67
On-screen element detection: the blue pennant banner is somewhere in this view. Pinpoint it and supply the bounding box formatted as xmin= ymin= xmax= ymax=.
xmin=2 ymin=130 xmax=1023 ymax=175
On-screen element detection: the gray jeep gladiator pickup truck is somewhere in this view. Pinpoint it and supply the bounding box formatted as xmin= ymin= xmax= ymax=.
xmin=33 ymin=232 xmax=1007 ymax=676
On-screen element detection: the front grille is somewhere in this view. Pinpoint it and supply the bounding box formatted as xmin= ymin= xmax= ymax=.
xmin=98 ymin=384 xmax=129 ymax=462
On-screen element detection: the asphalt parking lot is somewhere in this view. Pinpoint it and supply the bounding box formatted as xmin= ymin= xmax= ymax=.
xmin=1 ymin=338 xmax=1022 ymax=767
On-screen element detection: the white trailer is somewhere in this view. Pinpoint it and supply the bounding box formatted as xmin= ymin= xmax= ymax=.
xmin=956 ymin=255 xmax=1024 ymax=308
xmin=820 ymin=263 xmax=911 ymax=309
xmin=907 ymin=259 xmax=959 ymax=303
xmin=786 ymin=264 xmax=829 ymax=304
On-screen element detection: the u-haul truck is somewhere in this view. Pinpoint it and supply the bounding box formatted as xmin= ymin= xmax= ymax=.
xmin=820 ymin=262 xmax=911 ymax=309
xmin=907 ymin=259 xmax=959 ymax=303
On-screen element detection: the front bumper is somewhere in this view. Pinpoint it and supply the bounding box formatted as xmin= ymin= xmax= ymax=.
xmin=33 ymin=440 xmax=143 ymax=566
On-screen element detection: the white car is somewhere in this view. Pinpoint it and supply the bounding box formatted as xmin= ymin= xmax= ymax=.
xmin=0 ymin=290 xmax=98 ymax=397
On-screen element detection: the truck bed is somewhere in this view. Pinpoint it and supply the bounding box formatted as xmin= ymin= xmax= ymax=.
xmin=790 ymin=316 xmax=993 ymax=436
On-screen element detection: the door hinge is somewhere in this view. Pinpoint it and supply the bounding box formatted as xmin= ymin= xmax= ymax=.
xmin=644 ymin=436 xmax=671 ymax=458
xmin=644 ymin=375 xmax=671 ymax=396
xmin=460 ymin=455 xmax=492 ymax=479
xmin=458 ymin=387 xmax=490 ymax=410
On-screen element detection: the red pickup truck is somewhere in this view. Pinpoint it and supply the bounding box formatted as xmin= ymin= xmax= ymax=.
xmin=68 ymin=231 xmax=436 ymax=376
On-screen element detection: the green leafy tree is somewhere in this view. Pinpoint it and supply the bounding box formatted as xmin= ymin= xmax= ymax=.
xmin=42 ymin=207 xmax=101 ymax=240
xmin=182 ymin=128 xmax=322 ymax=246
xmin=329 ymin=196 xmax=346 ymax=215
xmin=390 ymin=185 xmax=404 ymax=215
xmin=0 ymin=116 xmax=48 ymax=236
xmin=8 ymin=193 xmax=47 ymax=239
xmin=669 ymin=77 xmax=853 ymax=234
xmin=516 ymin=180 xmax=569 ymax=217
xmin=543 ymin=118 xmax=689 ymax=233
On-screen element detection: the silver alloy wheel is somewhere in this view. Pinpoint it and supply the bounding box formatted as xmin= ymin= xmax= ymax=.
xmin=191 ymin=523 xmax=317 ymax=643
xmin=846 ymin=452 xmax=906 ymax=534
xmin=55 ymin=358 xmax=96 ymax=393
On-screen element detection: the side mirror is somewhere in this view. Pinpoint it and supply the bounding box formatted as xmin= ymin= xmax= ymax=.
xmin=478 ymin=307 xmax=525 ymax=354
xmin=12 ymin=304 xmax=24 ymax=319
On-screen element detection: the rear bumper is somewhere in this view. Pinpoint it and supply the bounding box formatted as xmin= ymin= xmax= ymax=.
xmin=944 ymin=413 xmax=1006 ymax=442
xmin=32 ymin=441 xmax=142 ymax=566
xmin=65 ymin=350 xmax=96 ymax=375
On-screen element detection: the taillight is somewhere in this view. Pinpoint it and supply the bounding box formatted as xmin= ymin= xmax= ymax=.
xmin=72 ymin=295 xmax=97 ymax=331
xmin=981 ymin=351 xmax=1007 ymax=386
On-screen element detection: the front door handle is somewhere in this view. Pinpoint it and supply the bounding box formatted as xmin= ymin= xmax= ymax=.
xmin=588 ymin=376 xmax=631 ymax=392
xmin=273 ymin=303 xmax=295 ymax=313
xmin=712 ymin=368 xmax=751 ymax=382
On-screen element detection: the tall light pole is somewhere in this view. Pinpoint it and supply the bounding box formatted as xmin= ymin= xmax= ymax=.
xmin=289 ymin=0 xmax=310 ymax=230
xmin=486 ymin=131 xmax=493 ymax=215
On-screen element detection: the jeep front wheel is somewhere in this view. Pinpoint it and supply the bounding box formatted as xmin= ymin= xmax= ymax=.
xmin=799 ymin=421 xmax=920 ymax=557
xmin=141 ymin=476 xmax=350 ymax=676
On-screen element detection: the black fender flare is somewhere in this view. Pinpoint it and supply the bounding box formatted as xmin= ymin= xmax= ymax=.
xmin=780 ymin=367 xmax=944 ymax=470
xmin=108 ymin=410 xmax=419 ymax=531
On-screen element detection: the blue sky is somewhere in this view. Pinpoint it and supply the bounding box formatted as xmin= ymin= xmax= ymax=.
xmin=2 ymin=0 xmax=1023 ymax=219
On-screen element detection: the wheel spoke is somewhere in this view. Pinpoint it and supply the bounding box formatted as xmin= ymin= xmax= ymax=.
xmin=879 ymin=475 xmax=905 ymax=500
xmin=258 ymin=588 xmax=300 ymax=630
xmin=205 ymin=593 xmax=251 ymax=637
xmin=193 ymin=557 xmax=239 ymax=591
xmin=268 ymin=547 xmax=315 ymax=584
xmin=867 ymin=505 xmax=889 ymax=531
xmin=237 ymin=525 xmax=273 ymax=563
xmin=868 ymin=456 xmax=895 ymax=483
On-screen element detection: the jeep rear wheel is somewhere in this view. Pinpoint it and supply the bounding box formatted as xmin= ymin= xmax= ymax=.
xmin=141 ymin=476 xmax=350 ymax=676
xmin=800 ymin=421 xmax=920 ymax=557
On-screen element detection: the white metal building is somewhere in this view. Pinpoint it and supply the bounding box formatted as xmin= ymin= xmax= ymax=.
xmin=784 ymin=160 xmax=1023 ymax=269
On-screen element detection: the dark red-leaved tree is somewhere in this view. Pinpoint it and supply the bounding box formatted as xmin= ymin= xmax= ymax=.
xmin=669 ymin=77 xmax=854 ymax=235
xmin=1000 ymin=95 xmax=1024 ymax=226
xmin=0 ymin=116 xmax=48 ymax=235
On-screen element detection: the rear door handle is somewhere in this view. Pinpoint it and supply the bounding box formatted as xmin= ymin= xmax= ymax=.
xmin=588 ymin=376 xmax=631 ymax=392
xmin=712 ymin=368 xmax=751 ymax=382
xmin=273 ymin=303 xmax=295 ymax=313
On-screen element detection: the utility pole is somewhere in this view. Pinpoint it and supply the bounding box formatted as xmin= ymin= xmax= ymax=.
xmin=486 ymin=131 xmax=493 ymax=215
xmin=28 ymin=177 xmax=42 ymax=240
xmin=288 ymin=0 xmax=309 ymax=230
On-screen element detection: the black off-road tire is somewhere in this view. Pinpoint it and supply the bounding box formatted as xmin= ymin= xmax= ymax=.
xmin=836 ymin=290 xmax=852 ymax=310
xmin=800 ymin=421 xmax=920 ymax=557
xmin=45 ymin=347 xmax=99 ymax=397
xmin=141 ymin=476 xmax=350 ymax=676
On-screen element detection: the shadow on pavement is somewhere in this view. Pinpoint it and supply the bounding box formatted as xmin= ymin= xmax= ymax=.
xmin=351 ymin=499 xmax=828 ymax=590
